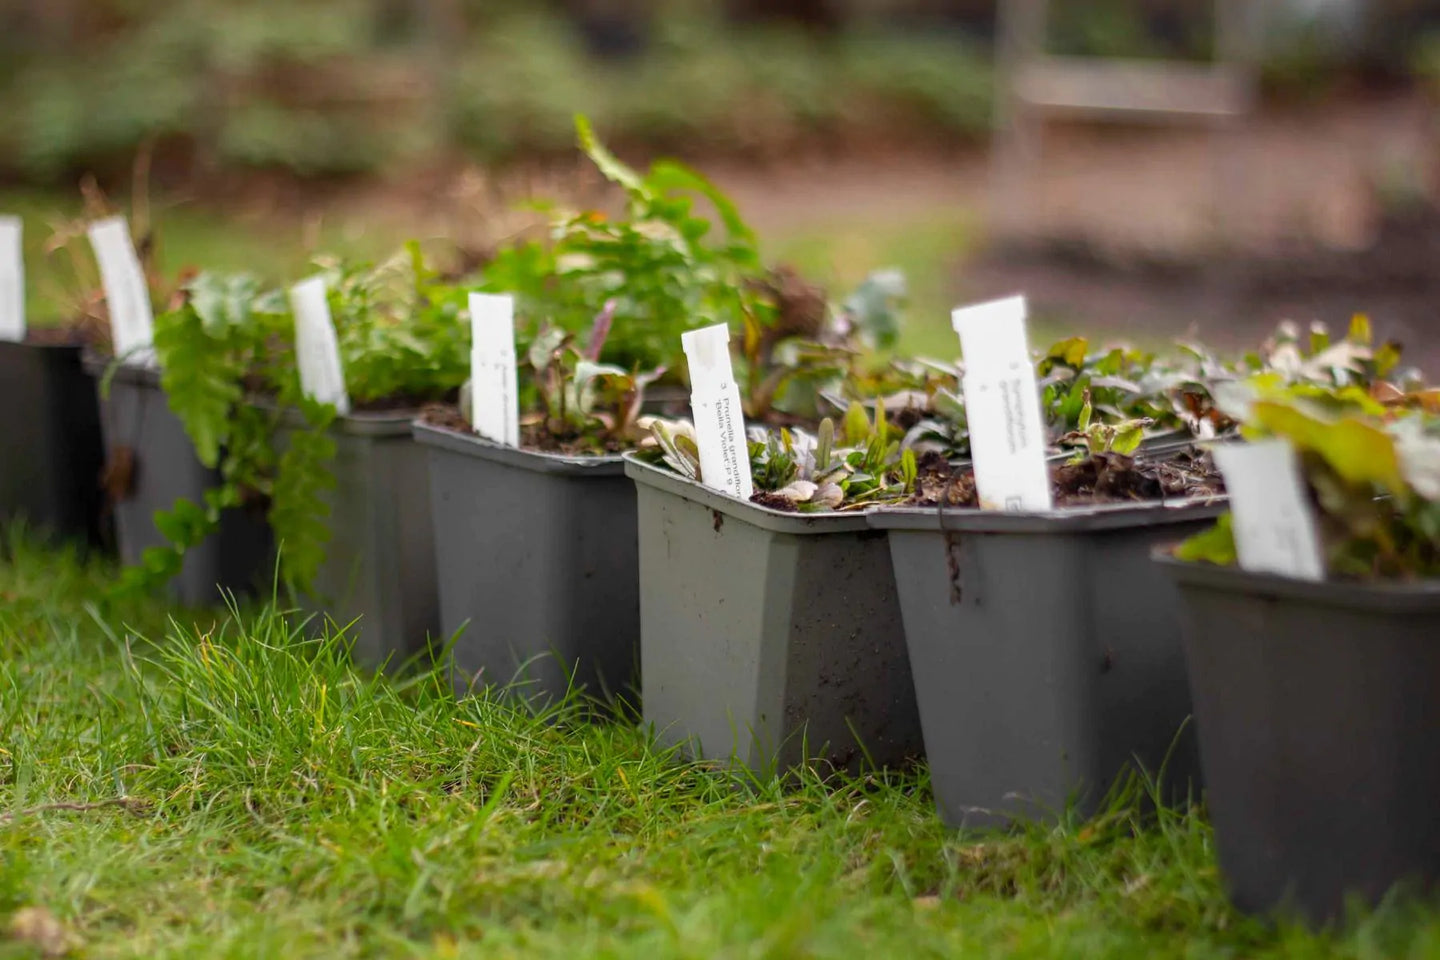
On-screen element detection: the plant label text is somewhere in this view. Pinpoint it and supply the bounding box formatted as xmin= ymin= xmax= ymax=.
xmin=468 ymin=292 xmax=520 ymax=446
xmin=683 ymin=323 xmax=753 ymax=500
xmin=289 ymin=275 xmax=351 ymax=416
xmin=952 ymin=295 xmax=1053 ymax=512
xmin=87 ymin=216 xmax=155 ymax=365
xmin=1213 ymin=440 xmax=1325 ymax=581
xmin=0 ymin=216 xmax=21 ymax=342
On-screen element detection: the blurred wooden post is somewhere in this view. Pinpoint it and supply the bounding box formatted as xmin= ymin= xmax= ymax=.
xmin=990 ymin=0 xmax=1264 ymax=247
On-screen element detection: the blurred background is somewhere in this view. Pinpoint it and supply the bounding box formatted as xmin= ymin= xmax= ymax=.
xmin=4 ymin=0 xmax=1440 ymax=360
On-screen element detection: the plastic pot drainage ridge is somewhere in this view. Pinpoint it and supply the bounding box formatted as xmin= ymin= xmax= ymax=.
xmin=869 ymin=497 xmax=1226 ymax=828
xmin=624 ymin=454 xmax=923 ymax=776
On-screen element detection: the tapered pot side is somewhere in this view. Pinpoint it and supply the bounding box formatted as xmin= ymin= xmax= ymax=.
xmin=623 ymin=454 xmax=923 ymax=777
xmin=868 ymin=498 xmax=1226 ymax=829
xmin=85 ymin=355 xmax=272 ymax=605
xmin=1158 ymin=556 xmax=1440 ymax=925
xmin=274 ymin=410 xmax=439 ymax=667
xmin=414 ymin=423 xmax=640 ymax=706
xmin=0 ymin=342 xmax=108 ymax=548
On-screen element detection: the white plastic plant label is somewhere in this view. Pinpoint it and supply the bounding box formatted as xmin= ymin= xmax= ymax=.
xmin=682 ymin=323 xmax=753 ymax=500
xmin=87 ymin=216 xmax=155 ymax=364
xmin=468 ymin=292 xmax=519 ymax=446
xmin=288 ymin=275 xmax=350 ymax=416
xmin=0 ymin=215 xmax=22 ymax=342
xmin=1213 ymin=439 xmax=1325 ymax=581
xmin=952 ymin=295 xmax=1053 ymax=512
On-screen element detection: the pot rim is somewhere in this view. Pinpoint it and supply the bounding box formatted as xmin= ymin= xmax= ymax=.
xmin=622 ymin=452 xmax=873 ymax=534
xmin=868 ymin=495 xmax=1228 ymax=534
xmin=1154 ymin=552 xmax=1440 ymax=610
xmin=413 ymin=420 xmax=625 ymax=476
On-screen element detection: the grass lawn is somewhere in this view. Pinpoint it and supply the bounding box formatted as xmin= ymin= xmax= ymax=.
xmin=2 ymin=537 xmax=1439 ymax=958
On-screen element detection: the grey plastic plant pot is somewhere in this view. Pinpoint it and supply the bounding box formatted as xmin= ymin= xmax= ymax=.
xmin=275 ymin=411 xmax=438 ymax=667
xmin=624 ymin=454 xmax=923 ymax=776
xmin=86 ymin=356 xmax=272 ymax=605
xmin=0 ymin=341 xmax=108 ymax=547
xmin=1158 ymin=556 xmax=1440 ymax=925
xmin=868 ymin=498 xmax=1226 ymax=830
xmin=414 ymin=422 xmax=638 ymax=705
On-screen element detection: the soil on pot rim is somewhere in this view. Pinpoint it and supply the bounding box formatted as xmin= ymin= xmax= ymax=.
xmin=418 ymin=403 xmax=630 ymax=456
xmin=910 ymin=450 xmax=1224 ymax=508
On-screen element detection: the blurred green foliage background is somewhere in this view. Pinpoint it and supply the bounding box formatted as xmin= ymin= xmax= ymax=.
xmin=3 ymin=0 xmax=1435 ymax=185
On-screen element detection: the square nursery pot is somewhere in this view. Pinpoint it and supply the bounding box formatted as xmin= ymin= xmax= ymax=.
xmin=624 ymin=454 xmax=923 ymax=776
xmin=0 ymin=341 xmax=108 ymax=547
xmin=86 ymin=356 xmax=272 ymax=605
xmin=1159 ymin=557 xmax=1440 ymax=925
xmin=277 ymin=411 xmax=439 ymax=667
xmin=414 ymin=423 xmax=639 ymax=705
xmin=868 ymin=499 xmax=1226 ymax=829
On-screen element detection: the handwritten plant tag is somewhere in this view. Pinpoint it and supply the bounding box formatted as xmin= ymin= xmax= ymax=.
xmin=682 ymin=323 xmax=753 ymax=500
xmin=288 ymin=275 xmax=350 ymax=416
xmin=1213 ymin=440 xmax=1325 ymax=581
xmin=468 ymin=292 xmax=519 ymax=446
xmin=0 ymin=216 xmax=22 ymax=342
xmin=952 ymin=295 xmax=1053 ymax=512
xmin=87 ymin=216 xmax=155 ymax=364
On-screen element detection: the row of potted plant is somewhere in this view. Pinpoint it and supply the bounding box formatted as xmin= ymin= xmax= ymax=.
xmin=2 ymin=121 xmax=1437 ymax=926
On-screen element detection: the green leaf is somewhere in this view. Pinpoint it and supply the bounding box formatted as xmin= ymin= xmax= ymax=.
xmin=1251 ymin=400 xmax=1407 ymax=494
xmin=1111 ymin=420 xmax=1145 ymax=455
xmin=575 ymin=114 xmax=644 ymax=196
xmin=1174 ymin=514 xmax=1237 ymax=566
xmin=842 ymin=401 xmax=870 ymax=447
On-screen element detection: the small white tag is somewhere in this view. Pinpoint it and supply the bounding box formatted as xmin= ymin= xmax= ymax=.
xmin=288 ymin=275 xmax=350 ymax=416
xmin=468 ymin=292 xmax=519 ymax=446
xmin=87 ymin=216 xmax=155 ymax=364
xmin=682 ymin=324 xmax=753 ymax=500
xmin=1213 ymin=440 xmax=1325 ymax=581
xmin=952 ymin=295 xmax=1053 ymax=512
xmin=0 ymin=216 xmax=23 ymax=342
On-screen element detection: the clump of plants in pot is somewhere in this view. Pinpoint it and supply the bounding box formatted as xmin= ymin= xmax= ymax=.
xmin=627 ymin=391 xmax=926 ymax=777
xmin=1158 ymin=374 xmax=1440 ymax=925
xmin=865 ymin=296 xmax=1231 ymax=829
xmin=0 ymin=212 xmax=109 ymax=549
xmin=126 ymin=243 xmax=469 ymax=662
xmin=418 ymin=115 xmax=903 ymax=712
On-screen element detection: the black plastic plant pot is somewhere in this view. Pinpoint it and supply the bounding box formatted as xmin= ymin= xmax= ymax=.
xmin=623 ymin=454 xmax=923 ymax=776
xmin=277 ymin=412 xmax=439 ymax=667
xmin=868 ymin=499 xmax=1225 ymax=829
xmin=86 ymin=357 xmax=271 ymax=605
xmin=414 ymin=422 xmax=639 ymax=705
xmin=1158 ymin=557 xmax=1440 ymax=925
xmin=0 ymin=341 xmax=108 ymax=547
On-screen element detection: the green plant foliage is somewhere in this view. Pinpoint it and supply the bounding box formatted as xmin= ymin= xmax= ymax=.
xmin=482 ymin=115 xmax=768 ymax=375
xmin=641 ymin=398 xmax=915 ymax=512
xmin=1178 ymin=380 xmax=1440 ymax=578
xmin=130 ymin=270 xmax=345 ymax=597
xmin=317 ymin=243 xmax=471 ymax=406
xmin=518 ymin=306 xmax=665 ymax=454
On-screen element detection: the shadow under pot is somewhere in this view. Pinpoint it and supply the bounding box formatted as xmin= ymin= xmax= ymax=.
xmin=414 ymin=422 xmax=639 ymax=707
xmin=0 ymin=340 xmax=108 ymax=549
xmin=624 ymin=454 xmax=923 ymax=777
xmin=868 ymin=498 xmax=1225 ymax=829
xmin=85 ymin=355 xmax=272 ymax=605
xmin=1159 ymin=556 xmax=1440 ymax=926
xmin=273 ymin=409 xmax=439 ymax=668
